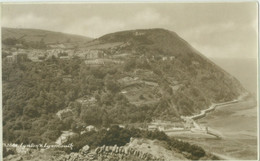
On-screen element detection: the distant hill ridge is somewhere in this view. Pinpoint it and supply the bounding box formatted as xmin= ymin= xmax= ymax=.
xmin=2 ymin=27 xmax=92 ymax=44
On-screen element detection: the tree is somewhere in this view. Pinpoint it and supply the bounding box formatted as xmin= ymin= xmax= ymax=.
xmin=106 ymin=80 xmax=120 ymax=93
xmin=71 ymin=122 xmax=81 ymax=134
xmin=139 ymin=94 xmax=145 ymax=100
xmin=24 ymin=105 xmax=39 ymax=118
xmin=3 ymin=38 xmax=18 ymax=45
xmin=124 ymin=59 xmax=136 ymax=71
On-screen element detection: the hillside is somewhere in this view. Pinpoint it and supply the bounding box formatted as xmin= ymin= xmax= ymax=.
xmin=2 ymin=28 xmax=247 ymax=160
xmin=82 ymin=28 xmax=246 ymax=116
xmin=2 ymin=27 xmax=92 ymax=44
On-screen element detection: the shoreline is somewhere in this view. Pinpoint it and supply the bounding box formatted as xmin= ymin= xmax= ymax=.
xmin=181 ymin=92 xmax=249 ymax=122
xmin=169 ymin=92 xmax=257 ymax=160
xmin=172 ymin=93 xmax=250 ymax=138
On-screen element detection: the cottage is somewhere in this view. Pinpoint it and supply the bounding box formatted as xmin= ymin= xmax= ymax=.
xmin=134 ymin=31 xmax=145 ymax=36
xmin=192 ymin=61 xmax=200 ymax=65
xmin=59 ymin=56 xmax=70 ymax=59
xmin=38 ymin=54 xmax=46 ymax=60
xmin=158 ymin=126 xmax=165 ymax=131
xmin=120 ymin=90 xmax=127 ymax=94
xmin=13 ymin=52 xmax=28 ymax=63
xmin=49 ymin=44 xmax=66 ymax=49
xmin=170 ymin=56 xmax=175 ymax=60
xmin=86 ymin=125 xmax=96 ymax=131
xmin=62 ymin=75 xmax=72 ymax=83
xmin=118 ymin=125 xmax=125 ymax=128
xmin=85 ymin=50 xmax=104 ymax=59
xmin=148 ymin=125 xmax=157 ymax=131
xmin=4 ymin=55 xmax=14 ymax=63
xmin=162 ymin=57 xmax=168 ymax=61
xmin=85 ymin=59 xmax=105 ymax=65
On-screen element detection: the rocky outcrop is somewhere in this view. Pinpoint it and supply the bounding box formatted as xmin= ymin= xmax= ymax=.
xmin=56 ymin=144 xmax=160 ymax=161
xmin=94 ymin=144 xmax=159 ymax=160
xmin=56 ymin=152 xmax=97 ymax=161
xmin=79 ymin=145 xmax=90 ymax=155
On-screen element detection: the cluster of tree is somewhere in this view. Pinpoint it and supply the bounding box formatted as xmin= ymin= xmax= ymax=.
xmin=2 ymin=42 xmax=243 ymax=146
xmin=3 ymin=58 xmax=83 ymax=144
xmin=2 ymin=58 xmax=162 ymax=144
xmin=66 ymin=125 xmax=207 ymax=160
xmin=2 ymin=38 xmax=19 ymax=46
xmin=2 ymin=38 xmax=47 ymax=49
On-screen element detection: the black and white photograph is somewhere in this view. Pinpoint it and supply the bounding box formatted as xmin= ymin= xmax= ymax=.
xmin=1 ymin=2 xmax=258 ymax=160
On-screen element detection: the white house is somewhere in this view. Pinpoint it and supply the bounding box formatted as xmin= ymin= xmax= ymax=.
xmin=86 ymin=125 xmax=96 ymax=131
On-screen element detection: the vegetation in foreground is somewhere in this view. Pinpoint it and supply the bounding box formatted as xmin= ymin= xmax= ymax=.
xmin=66 ymin=125 xmax=212 ymax=160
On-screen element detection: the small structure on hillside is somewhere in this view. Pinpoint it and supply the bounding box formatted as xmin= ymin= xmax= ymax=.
xmin=77 ymin=96 xmax=97 ymax=105
xmin=4 ymin=55 xmax=14 ymax=64
xmin=62 ymin=75 xmax=72 ymax=83
xmin=134 ymin=31 xmax=145 ymax=36
xmin=119 ymin=125 xmax=125 ymax=128
xmin=86 ymin=125 xmax=96 ymax=131
xmin=148 ymin=125 xmax=157 ymax=131
xmin=12 ymin=52 xmax=28 ymax=63
xmin=85 ymin=50 xmax=104 ymax=59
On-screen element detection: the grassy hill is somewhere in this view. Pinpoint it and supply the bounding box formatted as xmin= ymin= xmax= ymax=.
xmin=2 ymin=27 xmax=92 ymax=44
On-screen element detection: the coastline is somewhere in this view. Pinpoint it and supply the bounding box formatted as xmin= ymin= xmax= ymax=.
xmin=181 ymin=92 xmax=248 ymax=122
xmin=167 ymin=92 xmax=250 ymax=139
xmin=171 ymin=93 xmax=257 ymax=160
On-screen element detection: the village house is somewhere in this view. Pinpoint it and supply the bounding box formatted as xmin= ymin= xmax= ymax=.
xmin=62 ymin=75 xmax=72 ymax=83
xmin=38 ymin=53 xmax=47 ymax=60
xmin=119 ymin=125 xmax=125 ymax=128
xmin=162 ymin=56 xmax=175 ymax=61
xmin=48 ymin=44 xmax=66 ymax=49
xmin=162 ymin=57 xmax=168 ymax=61
xmin=76 ymin=96 xmax=97 ymax=105
xmin=120 ymin=90 xmax=128 ymax=94
xmin=192 ymin=61 xmax=200 ymax=65
xmin=4 ymin=55 xmax=14 ymax=64
xmin=170 ymin=56 xmax=175 ymax=60
xmin=86 ymin=125 xmax=96 ymax=131
xmin=158 ymin=126 xmax=165 ymax=131
xmin=148 ymin=125 xmax=157 ymax=131
xmin=85 ymin=50 xmax=104 ymax=59
xmin=59 ymin=56 xmax=70 ymax=59
xmin=134 ymin=31 xmax=145 ymax=36
xmin=85 ymin=59 xmax=105 ymax=65
xmin=13 ymin=52 xmax=28 ymax=63
xmin=46 ymin=49 xmax=63 ymax=58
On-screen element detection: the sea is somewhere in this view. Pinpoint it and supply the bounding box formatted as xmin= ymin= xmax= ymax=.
xmin=210 ymin=57 xmax=257 ymax=95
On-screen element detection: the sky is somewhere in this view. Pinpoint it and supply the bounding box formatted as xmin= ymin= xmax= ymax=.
xmin=1 ymin=2 xmax=258 ymax=59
